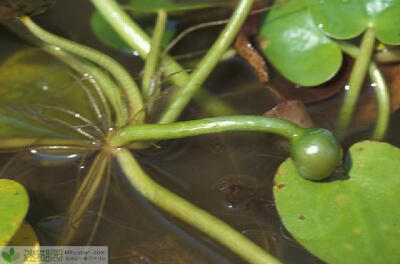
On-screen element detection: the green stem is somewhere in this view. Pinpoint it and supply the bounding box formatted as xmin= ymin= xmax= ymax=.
xmin=20 ymin=16 xmax=144 ymax=124
xmin=369 ymin=63 xmax=390 ymax=140
xmin=90 ymin=0 xmax=236 ymax=119
xmin=114 ymin=148 xmax=282 ymax=264
xmin=159 ymin=0 xmax=254 ymax=123
xmin=43 ymin=45 xmax=128 ymax=127
xmin=111 ymin=116 xmax=302 ymax=147
xmin=336 ymin=28 xmax=375 ymax=137
xmin=59 ymin=150 xmax=109 ymax=246
xmin=112 ymin=117 xmax=342 ymax=181
xmin=142 ymin=10 xmax=167 ymax=104
xmin=339 ymin=41 xmax=390 ymax=140
xmin=90 ymin=0 xmax=151 ymax=55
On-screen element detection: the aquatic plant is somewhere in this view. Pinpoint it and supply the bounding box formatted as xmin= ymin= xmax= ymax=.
xmin=0 ymin=0 xmax=399 ymax=263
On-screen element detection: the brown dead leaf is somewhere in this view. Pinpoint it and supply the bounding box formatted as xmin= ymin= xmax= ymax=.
xmin=264 ymin=100 xmax=314 ymax=128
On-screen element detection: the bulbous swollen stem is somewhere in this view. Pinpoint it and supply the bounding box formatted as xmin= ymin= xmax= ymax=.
xmin=110 ymin=116 xmax=343 ymax=180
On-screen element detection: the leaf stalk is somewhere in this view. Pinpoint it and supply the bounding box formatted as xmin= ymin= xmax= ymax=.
xmin=336 ymin=28 xmax=376 ymax=137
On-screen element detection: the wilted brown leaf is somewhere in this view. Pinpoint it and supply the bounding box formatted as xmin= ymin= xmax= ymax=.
xmin=264 ymin=100 xmax=314 ymax=128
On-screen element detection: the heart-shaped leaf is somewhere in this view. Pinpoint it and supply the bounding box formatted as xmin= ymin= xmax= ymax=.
xmin=0 ymin=49 xmax=100 ymax=139
xmin=309 ymin=0 xmax=400 ymax=44
xmin=274 ymin=140 xmax=400 ymax=264
xmin=0 ymin=179 xmax=29 ymax=249
xmin=259 ymin=0 xmax=342 ymax=86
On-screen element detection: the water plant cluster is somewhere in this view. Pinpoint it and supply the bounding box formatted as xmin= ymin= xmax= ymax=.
xmin=0 ymin=0 xmax=400 ymax=263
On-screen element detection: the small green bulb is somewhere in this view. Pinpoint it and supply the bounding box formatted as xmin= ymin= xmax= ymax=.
xmin=290 ymin=128 xmax=343 ymax=181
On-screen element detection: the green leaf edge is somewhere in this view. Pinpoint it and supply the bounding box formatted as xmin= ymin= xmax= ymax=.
xmin=274 ymin=140 xmax=400 ymax=264
xmin=259 ymin=0 xmax=343 ymax=86
xmin=308 ymin=0 xmax=400 ymax=44
xmin=0 ymin=179 xmax=29 ymax=251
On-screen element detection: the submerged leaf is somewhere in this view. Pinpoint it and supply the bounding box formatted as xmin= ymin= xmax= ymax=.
xmin=274 ymin=141 xmax=400 ymax=264
xmin=259 ymin=0 xmax=342 ymax=86
xmin=0 ymin=179 xmax=29 ymax=249
xmin=309 ymin=0 xmax=400 ymax=44
xmin=0 ymin=49 xmax=102 ymax=139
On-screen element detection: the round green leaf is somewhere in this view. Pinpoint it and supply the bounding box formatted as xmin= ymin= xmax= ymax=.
xmin=0 ymin=49 xmax=99 ymax=139
xmin=0 ymin=179 xmax=29 ymax=249
xmin=374 ymin=3 xmax=400 ymax=44
xmin=274 ymin=141 xmax=400 ymax=264
xmin=309 ymin=0 xmax=400 ymax=44
xmin=259 ymin=1 xmax=342 ymax=86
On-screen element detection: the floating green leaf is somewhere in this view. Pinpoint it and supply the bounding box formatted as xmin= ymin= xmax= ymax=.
xmin=309 ymin=0 xmax=400 ymax=44
xmin=9 ymin=222 xmax=39 ymax=247
xmin=128 ymin=0 xmax=227 ymax=13
xmin=0 ymin=180 xmax=29 ymax=249
xmin=259 ymin=0 xmax=342 ymax=86
xmin=90 ymin=11 xmax=176 ymax=53
xmin=274 ymin=141 xmax=400 ymax=264
xmin=8 ymin=222 xmax=40 ymax=264
xmin=0 ymin=49 xmax=99 ymax=139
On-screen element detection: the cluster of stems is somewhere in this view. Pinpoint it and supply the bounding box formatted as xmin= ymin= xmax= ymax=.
xmin=337 ymin=28 xmax=390 ymax=140
xmin=4 ymin=0 xmax=393 ymax=262
xmin=16 ymin=0 xmax=286 ymax=263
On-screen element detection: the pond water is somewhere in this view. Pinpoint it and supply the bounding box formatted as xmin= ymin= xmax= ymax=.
xmin=1 ymin=0 xmax=400 ymax=263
